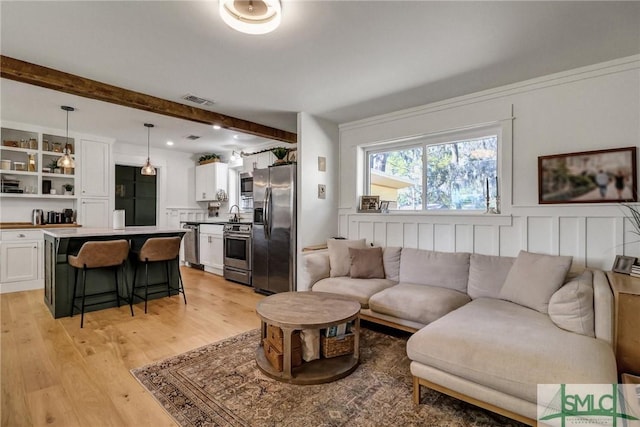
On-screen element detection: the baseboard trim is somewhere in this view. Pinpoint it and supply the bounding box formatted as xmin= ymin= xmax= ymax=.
xmin=413 ymin=376 xmax=537 ymax=426
xmin=0 ymin=279 xmax=43 ymax=294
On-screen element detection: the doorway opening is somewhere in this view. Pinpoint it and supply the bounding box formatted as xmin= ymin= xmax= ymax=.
xmin=115 ymin=165 xmax=157 ymax=226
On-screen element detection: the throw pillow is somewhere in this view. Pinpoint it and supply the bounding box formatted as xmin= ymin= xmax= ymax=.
xmin=467 ymin=254 xmax=516 ymax=299
xmin=327 ymin=238 xmax=366 ymax=277
xmin=349 ymin=247 xmax=385 ymax=279
xmin=382 ymin=247 xmax=402 ymax=281
xmin=498 ymin=250 xmax=572 ymax=313
xmin=548 ymin=270 xmax=595 ymax=337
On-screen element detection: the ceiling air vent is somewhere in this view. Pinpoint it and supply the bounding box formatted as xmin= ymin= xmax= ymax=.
xmin=181 ymin=94 xmax=215 ymax=106
xmin=186 ymin=135 xmax=201 ymax=140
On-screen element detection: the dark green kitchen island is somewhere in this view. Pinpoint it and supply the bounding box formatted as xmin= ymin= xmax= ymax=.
xmin=43 ymin=227 xmax=186 ymax=318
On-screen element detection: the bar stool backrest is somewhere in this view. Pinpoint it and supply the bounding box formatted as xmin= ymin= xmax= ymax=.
xmin=68 ymin=240 xmax=130 ymax=269
xmin=138 ymin=237 xmax=181 ymax=262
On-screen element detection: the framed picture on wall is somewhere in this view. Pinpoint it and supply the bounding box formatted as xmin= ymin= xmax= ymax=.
xmin=538 ymin=146 xmax=637 ymax=204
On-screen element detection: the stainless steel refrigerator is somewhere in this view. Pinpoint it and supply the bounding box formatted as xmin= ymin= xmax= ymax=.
xmin=252 ymin=164 xmax=296 ymax=294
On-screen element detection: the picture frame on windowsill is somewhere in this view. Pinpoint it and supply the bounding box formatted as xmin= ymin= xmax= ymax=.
xmin=357 ymin=195 xmax=380 ymax=213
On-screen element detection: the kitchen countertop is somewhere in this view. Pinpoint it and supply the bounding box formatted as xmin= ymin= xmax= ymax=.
xmin=180 ymin=220 xmax=252 ymax=225
xmin=43 ymin=226 xmax=186 ymax=238
xmin=0 ymin=222 xmax=82 ymax=230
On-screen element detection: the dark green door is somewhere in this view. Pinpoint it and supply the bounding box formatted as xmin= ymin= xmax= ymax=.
xmin=115 ymin=165 xmax=157 ymax=226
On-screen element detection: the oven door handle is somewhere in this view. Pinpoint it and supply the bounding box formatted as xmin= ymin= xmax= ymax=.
xmin=224 ymin=233 xmax=251 ymax=240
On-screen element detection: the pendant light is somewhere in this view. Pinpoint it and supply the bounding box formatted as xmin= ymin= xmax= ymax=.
xmin=57 ymin=106 xmax=75 ymax=169
xmin=141 ymin=123 xmax=156 ymax=176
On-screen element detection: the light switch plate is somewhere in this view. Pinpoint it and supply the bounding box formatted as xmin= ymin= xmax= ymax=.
xmin=318 ymin=156 xmax=326 ymax=172
xmin=318 ymin=184 xmax=326 ymax=199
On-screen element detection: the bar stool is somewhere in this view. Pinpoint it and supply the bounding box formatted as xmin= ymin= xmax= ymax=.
xmin=68 ymin=239 xmax=133 ymax=328
xmin=131 ymin=236 xmax=186 ymax=313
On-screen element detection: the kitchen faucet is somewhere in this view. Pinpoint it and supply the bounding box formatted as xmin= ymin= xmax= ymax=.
xmin=229 ymin=204 xmax=240 ymax=223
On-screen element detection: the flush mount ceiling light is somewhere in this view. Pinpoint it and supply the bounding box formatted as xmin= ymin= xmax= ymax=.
xmin=141 ymin=123 xmax=156 ymax=176
xmin=57 ymin=106 xmax=76 ymax=169
xmin=219 ymin=0 xmax=282 ymax=35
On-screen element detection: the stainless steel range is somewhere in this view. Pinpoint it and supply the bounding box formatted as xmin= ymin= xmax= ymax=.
xmin=223 ymin=223 xmax=252 ymax=286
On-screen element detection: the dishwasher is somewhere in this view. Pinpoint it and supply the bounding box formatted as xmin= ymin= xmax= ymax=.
xmin=182 ymin=223 xmax=201 ymax=267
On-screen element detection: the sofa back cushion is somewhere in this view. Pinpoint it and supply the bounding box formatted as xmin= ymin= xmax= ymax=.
xmin=399 ymin=248 xmax=470 ymax=293
xmin=327 ymin=238 xmax=366 ymax=277
xmin=382 ymin=247 xmax=402 ymax=281
xmin=498 ymin=250 xmax=572 ymax=313
xmin=548 ymin=270 xmax=595 ymax=337
xmin=349 ymin=247 xmax=385 ymax=279
xmin=467 ymin=254 xmax=516 ymax=299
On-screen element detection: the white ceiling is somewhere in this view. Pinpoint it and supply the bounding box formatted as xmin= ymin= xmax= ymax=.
xmin=1 ymin=1 xmax=639 ymax=154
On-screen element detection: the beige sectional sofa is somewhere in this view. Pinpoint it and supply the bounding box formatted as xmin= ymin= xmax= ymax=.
xmin=301 ymin=241 xmax=618 ymax=425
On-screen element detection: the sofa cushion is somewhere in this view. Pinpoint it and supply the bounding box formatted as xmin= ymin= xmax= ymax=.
xmin=467 ymin=254 xmax=515 ymax=299
xmin=382 ymin=247 xmax=402 ymax=281
xmin=407 ymin=298 xmax=617 ymax=403
xmin=399 ymin=248 xmax=470 ymax=293
xmin=498 ymin=250 xmax=572 ymax=313
xmin=311 ymin=277 xmax=396 ymax=308
xmin=349 ymin=247 xmax=385 ymax=279
xmin=369 ymin=283 xmax=470 ymax=325
xmin=327 ymin=238 xmax=366 ymax=277
xmin=548 ymin=270 xmax=595 ymax=337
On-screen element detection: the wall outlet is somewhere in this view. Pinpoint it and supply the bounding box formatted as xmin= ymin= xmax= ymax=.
xmin=318 ymin=184 xmax=326 ymax=199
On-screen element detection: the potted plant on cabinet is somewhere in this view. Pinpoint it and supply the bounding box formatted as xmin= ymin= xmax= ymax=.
xmin=63 ymin=184 xmax=73 ymax=196
xmin=198 ymin=153 xmax=221 ymax=165
xmin=271 ymin=147 xmax=289 ymax=165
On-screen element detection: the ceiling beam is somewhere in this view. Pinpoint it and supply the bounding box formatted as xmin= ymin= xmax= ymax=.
xmin=0 ymin=55 xmax=297 ymax=144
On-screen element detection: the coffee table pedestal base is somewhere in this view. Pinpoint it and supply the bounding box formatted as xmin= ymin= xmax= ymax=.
xmin=256 ymin=346 xmax=359 ymax=385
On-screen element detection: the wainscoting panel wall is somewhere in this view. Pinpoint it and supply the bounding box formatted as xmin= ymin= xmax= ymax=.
xmin=339 ymin=212 xmax=638 ymax=270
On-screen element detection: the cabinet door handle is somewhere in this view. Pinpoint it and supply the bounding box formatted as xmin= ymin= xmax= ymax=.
xmin=18 ymin=233 xmax=26 ymax=238
xmin=202 ymin=192 xmax=206 ymax=199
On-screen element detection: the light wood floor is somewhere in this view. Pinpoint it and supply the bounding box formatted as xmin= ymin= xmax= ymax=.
xmin=1 ymin=267 xmax=264 ymax=427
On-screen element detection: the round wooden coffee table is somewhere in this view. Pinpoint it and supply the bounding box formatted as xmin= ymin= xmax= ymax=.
xmin=255 ymin=291 xmax=361 ymax=385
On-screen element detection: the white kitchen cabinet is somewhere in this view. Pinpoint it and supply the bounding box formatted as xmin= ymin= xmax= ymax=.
xmin=80 ymin=139 xmax=110 ymax=197
xmin=256 ymin=152 xmax=276 ymax=169
xmin=241 ymin=154 xmax=256 ymax=173
xmin=199 ymin=224 xmax=224 ymax=275
xmin=0 ymin=229 xmax=43 ymax=293
xmin=195 ymin=162 xmax=228 ymax=201
xmin=80 ymin=198 xmax=110 ymax=228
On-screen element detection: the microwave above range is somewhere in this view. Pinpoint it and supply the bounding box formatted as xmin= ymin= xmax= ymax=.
xmin=240 ymin=172 xmax=253 ymax=197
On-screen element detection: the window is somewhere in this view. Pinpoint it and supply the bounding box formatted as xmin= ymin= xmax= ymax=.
xmin=366 ymin=133 xmax=498 ymax=211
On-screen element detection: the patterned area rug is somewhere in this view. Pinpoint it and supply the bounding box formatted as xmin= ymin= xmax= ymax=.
xmin=131 ymin=328 xmax=526 ymax=427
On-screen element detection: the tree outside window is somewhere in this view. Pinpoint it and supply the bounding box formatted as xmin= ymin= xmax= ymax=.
xmin=367 ymin=135 xmax=497 ymax=211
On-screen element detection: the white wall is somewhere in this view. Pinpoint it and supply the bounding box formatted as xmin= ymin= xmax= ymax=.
xmin=297 ymin=113 xmax=340 ymax=248
xmin=338 ymin=55 xmax=640 ymax=270
xmin=296 ymin=113 xmax=339 ymax=289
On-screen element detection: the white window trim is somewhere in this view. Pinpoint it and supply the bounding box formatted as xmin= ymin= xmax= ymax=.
xmin=361 ymin=122 xmax=511 ymax=215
